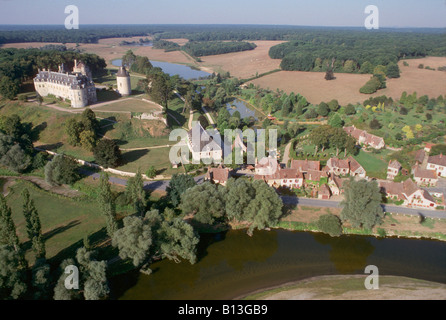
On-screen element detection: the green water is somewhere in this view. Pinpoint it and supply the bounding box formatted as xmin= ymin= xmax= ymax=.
xmin=112 ymin=229 xmax=446 ymax=300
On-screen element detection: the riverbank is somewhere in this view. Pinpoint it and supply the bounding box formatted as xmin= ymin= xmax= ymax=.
xmin=240 ymin=275 xmax=446 ymax=300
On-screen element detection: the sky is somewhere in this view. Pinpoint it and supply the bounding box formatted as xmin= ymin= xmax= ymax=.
xmin=0 ymin=0 xmax=445 ymax=28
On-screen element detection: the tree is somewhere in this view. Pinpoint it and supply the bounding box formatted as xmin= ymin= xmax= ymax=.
xmin=22 ymin=189 xmax=45 ymax=259
xmin=180 ymin=182 xmax=226 ymax=225
xmin=76 ymin=248 xmax=109 ymax=300
xmin=44 ymin=154 xmax=80 ymax=186
xmin=65 ymin=118 xmax=82 ymax=146
xmin=344 ymin=104 xmax=356 ymax=115
xmin=305 ymin=108 xmax=318 ymax=119
xmin=0 ymin=76 xmax=20 ymax=100
xmin=369 ymin=119 xmax=382 ymax=130
xmin=78 ymin=130 xmax=96 ymax=151
xmin=112 ymin=213 xmax=154 ymax=267
xmin=430 ymin=144 xmax=446 ymax=156
xmin=0 ymin=144 xmax=31 ymax=173
xmin=0 ymin=245 xmax=27 ymax=300
xmin=386 ymin=63 xmax=400 ymax=78
xmin=53 ymin=258 xmax=79 ymax=300
xmin=166 ymin=174 xmax=197 ymax=207
xmin=80 ymin=108 xmax=100 ymax=136
xmin=340 ymin=178 xmax=384 ymax=230
xmin=31 ymin=258 xmax=51 ymax=300
xmin=146 ymin=166 xmax=157 ymax=179
xmin=309 ymin=125 xmax=331 ymax=153
xmin=328 ymin=99 xmax=340 ymax=112
xmin=317 ymin=102 xmax=330 ymax=117
xmin=317 ymin=214 xmax=343 ymax=237
xmin=149 ymin=73 xmax=171 ymax=110
xmin=0 ymin=195 xmax=20 ymax=252
xmin=156 ymin=217 xmax=200 ymax=264
xmin=125 ymin=169 xmax=148 ymax=216
xmin=243 ymin=180 xmax=283 ymax=233
xmin=93 ymin=139 xmax=122 ymax=168
xmin=360 ymin=76 xmax=382 ymax=94
xmin=225 ymin=178 xmax=256 ymax=223
xmin=98 ymin=173 xmax=118 ymax=237
xmin=328 ymin=114 xmax=344 ymax=128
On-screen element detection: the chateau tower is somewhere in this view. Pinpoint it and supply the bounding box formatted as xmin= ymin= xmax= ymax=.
xmin=116 ymin=66 xmax=132 ymax=96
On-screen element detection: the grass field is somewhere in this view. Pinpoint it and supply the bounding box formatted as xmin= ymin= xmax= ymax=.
xmin=353 ymin=150 xmax=389 ymax=179
xmin=93 ymin=98 xmax=162 ymax=113
xmin=6 ymin=180 xmax=105 ymax=263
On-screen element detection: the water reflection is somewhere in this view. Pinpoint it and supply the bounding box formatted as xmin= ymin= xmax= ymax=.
xmin=313 ymin=234 xmax=375 ymax=274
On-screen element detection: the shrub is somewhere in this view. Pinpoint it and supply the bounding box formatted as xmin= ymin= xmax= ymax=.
xmin=317 ymin=214 xmax=343 ymax=237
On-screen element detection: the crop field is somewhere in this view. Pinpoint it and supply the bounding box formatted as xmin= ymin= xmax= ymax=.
xmin=249 ymin=57 xmax=446 ymax=105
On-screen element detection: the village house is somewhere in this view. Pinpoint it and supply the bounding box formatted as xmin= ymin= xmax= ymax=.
xmin=427 ymin=153 xmax=446 ymax=177
xmin=255 ymin=156 xmax=279 ymax=176
xmin=326 ymin=157 xmax=366 ymax=178
xmin=412 ymin=165 xmax=438 ymax=187
xmin=318 ymin=184 xmax=332 ymax=200
xmin=290 ymin=159 xmax=321 ymax=172
xmin=328 ymin=175 xmax=345 ymax=196
xmin=379 ymin=179 xmax=438 ymax=209
xmin=205 ymin=165 xmax=234 ymax=186
xmin=343 ymin=126 xmax=385 ymax=150
xmin=414 ymin=149 xmax=426 ymax=165
xmin=387 ymin=160 xmax=402 ymax=181
xmin=424 ymin=143 xmax=435 ymax=153
xmin=254 ymin=167 xmax=304 ymax=189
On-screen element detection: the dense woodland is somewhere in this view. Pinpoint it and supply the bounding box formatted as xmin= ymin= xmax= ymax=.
xmin=183 ymin=41 xmax=257 ymax=57
xmin=269 ymin=31 xmax=446 ymax=73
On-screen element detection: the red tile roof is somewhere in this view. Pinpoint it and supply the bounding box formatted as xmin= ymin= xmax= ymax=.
xmin=291 ymin=159 xmax=321 ymax=172
xmin=428 ymin=154 xmax=446 ymax=167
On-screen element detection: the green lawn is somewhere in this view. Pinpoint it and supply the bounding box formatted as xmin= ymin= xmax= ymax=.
xmin=7 ymin=180 xmax=105 ymax=263
xmin=353 ymin=150 xmax=389 ymax=179
xmin=94 ymin=98 xmax=162 ymax=113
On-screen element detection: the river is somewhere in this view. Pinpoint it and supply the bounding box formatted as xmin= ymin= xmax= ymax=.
xmin=111 ymin=229 xmax=446 ymax=300
xmin=111 ymin=59 xmax=211 ymax=80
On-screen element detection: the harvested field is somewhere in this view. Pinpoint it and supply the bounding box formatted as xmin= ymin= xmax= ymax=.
xmin=199 ymin=41 xmax=285 ymax=79
xmin=249 ymin=56 xmax=446 ymax=105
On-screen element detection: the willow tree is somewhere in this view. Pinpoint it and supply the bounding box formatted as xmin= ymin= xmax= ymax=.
xmin=340 ymin=178 xmax=384 ymax=230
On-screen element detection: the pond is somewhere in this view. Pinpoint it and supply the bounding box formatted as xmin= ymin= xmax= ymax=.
xmin=111 ymin=59 xmax=211 ymax=80
xmin=226 ymin=98 xmax=258 ymax=120
xmin=111 ymin=229 xmax=446 ymax=300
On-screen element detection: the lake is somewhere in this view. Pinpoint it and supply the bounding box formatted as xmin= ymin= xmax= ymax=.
xmin=226 ymin=98 xmax=258 ymax=120
xmin=111 ymin=229 xmax=446 ymax=300
xmin=111 ymin=59 xmax=211 ymax=80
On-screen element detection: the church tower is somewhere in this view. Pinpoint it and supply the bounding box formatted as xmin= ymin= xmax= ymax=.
xmin=116 ymin=66 xmax=132 ymax=96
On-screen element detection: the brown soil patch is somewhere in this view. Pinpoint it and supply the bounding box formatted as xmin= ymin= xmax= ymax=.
xmin=250 ymin=56 xmax=446 ymax=105
xmin=199 ymin=41 xmax=285 ymax=79
xmin=283 ymin=205 xmax=342 ymax=224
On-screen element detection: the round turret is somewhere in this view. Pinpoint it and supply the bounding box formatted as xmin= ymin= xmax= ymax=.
xmin=116 ymin=66 xmax=132 ymax=96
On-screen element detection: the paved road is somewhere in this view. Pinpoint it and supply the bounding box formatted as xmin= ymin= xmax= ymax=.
xmin=78 ymin=168 xmax=446 ymax=219
xmin=281 ymin=196 xmax=446 ymax=219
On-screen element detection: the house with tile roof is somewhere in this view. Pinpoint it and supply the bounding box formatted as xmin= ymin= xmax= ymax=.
xmin=387 ymin=160 xmax=402 ymax=181
xmin=427 ymin=153 xmax=446 ymax=177
xmin=187 ymin=122 xmax=223 ymax=163
xmin=206 ymin=165 xmax=234 ymax=186
xmin=254 ymin=167 xmax=304 ymax=189
xmin=290 ymin=159 xmax=321 ymax=172
xmin=326 ymin=157 xmax=366 ymax=178
xmin=379 ymin=179 xmax=438 ymax=209
xmin=412 ymin=164 xmax=438 ymax=187
xmin=343 ymin=126 xmax=385 ymax=150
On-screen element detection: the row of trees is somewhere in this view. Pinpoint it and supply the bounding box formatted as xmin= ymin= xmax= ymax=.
xmin=183 ymin=41 xmax=257 ymax=57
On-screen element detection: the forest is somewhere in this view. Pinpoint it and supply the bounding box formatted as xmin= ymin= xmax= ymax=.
xmin=269 ymin=31 xmax=446 ymax=73
xmin=183 ymin=41 xmax=257 ymax=57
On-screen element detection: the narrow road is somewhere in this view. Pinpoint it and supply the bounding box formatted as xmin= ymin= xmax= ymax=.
xmin=281 ymin=196 xmax=446 ymax=219
xmin=281 ymin=141 xmax=293 ymax=166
